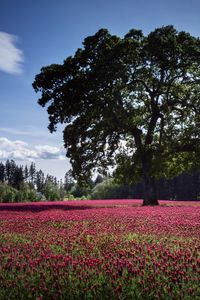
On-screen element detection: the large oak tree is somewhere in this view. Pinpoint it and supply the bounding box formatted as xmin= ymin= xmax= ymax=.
xmin=33 ymin=26 xmax=200 ymax=205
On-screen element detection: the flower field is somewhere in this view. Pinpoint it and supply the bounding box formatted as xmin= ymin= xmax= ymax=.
xmin=0 ymin=200 xmax=200 ymax=299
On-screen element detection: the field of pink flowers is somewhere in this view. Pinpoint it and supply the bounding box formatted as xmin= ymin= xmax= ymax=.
xmin=0 ymin=199 xmax=200 ymax=299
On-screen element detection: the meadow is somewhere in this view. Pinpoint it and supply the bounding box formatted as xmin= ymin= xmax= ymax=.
xmin=0 ymin=199 xmax=200 ymax=299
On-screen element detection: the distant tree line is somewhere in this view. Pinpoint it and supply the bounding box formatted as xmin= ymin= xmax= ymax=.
xmin=1 ymin=160 xmax=200 ymax=203
xmin=0 ymin=160 xmax=65 ymax=202
xmin=66 ymin=171 xmax=200 ymax=201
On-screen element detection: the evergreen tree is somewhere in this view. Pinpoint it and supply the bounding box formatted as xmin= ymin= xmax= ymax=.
xmin=24 ymin=165 xmax=29 ymax=182
xmin=29 ymin=162 xmax=36 ymax=187
xmin=12 ymin=166 xmax=24 ymax=190
xmin=0 ymin=162 xmax=5 ymax=183
xmin=35 ymin=169 xmax=45 ymax=192
xmin=64 ymin=169 xmax=74 ymax=192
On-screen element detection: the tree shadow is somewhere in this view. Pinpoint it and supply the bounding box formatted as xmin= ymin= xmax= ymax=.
xmin=0 ymin=203 xmax=94 ymax=212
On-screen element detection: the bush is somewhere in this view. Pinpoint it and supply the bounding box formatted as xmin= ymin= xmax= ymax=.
xmin=35 ymin=192 xmax=46 ymax=201
xmin=64 ymin=194 xmax=90 ymax=201
xmin=0 ymin=183 xmax=45 ymax=203
xmin=15 ymin=183 xmax=40 ymax=202
xmin=90 ymin=178 xmax=121 ymax=199
xmin=0 ymin=183 xmax=18 ymax=203
xmin=70 ymin=183 xmax=91 ymax=198
xmin=42 ymin=181 xmax=60 ymax=201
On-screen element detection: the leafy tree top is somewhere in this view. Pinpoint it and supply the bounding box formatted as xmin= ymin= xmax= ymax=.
xmin=33 ymin=25 xmax=200 ymax=186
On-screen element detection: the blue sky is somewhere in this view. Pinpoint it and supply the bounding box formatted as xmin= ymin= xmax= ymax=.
xmin=0 ymin=0 xmax=200 ymax=179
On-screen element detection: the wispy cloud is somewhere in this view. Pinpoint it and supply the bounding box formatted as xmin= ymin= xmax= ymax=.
xmin=0 ymin=127 xmax=52 ymax=138
xmin=0 ymin=137 xmax=65 ymax=161
xmin=0 ymin=32 xmax=24 ymax=74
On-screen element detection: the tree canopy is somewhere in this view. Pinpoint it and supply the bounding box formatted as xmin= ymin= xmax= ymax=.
xmin=33 ymin=25 xmax=200 ymax=205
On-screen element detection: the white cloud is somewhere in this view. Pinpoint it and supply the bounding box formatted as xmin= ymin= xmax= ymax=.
xmin=0 ymin=32 xmax=24 ymax=74
xmin=0 ymin=137 xmax=65 ymax=161
xmin=35 ymin=145 xmax=65 ymax=159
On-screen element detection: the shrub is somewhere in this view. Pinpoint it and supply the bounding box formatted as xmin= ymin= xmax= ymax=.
xmin=70 ymin=183 xmax=91 ymax=198
xmin=42 ymin=181 xmax=60 ymax=201
xmin=0 ymin=183 xmax=18 ymax=203
xmin=90 ymin=178 xmax=121 ymax=199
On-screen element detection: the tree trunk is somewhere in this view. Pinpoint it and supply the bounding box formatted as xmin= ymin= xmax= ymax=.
xmin=141 ymin=154 xmax=159 ymax=205
xmin=142 ymin=175 xmax=159 ymax=206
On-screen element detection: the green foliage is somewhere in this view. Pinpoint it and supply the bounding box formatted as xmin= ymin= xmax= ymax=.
xmin=64 ymin=169 xmax=74 ymax=191
xmin=59 ymin=183 xmax=66 ymax=200
xmin=33 ymin=25 xmax=200 ymax=204
xmin=42 ymin=180 xmax=60 ymax=201
xmin=15 ymin=183 xmax=42 ymax=202
xmin=0 ymin=183 xmax=41 ymax=203
xmin=64 ymin=194 xmax=90 ymax=200
xmin=90 ymin=178 xmax=121 ymax=199
xmin=0 ymin=160 xmax=66 ymax=203
xmin=0 ymin=183 xmax=18 ymax=203
xmin=70 ymin=183 xmax=91 ymax=198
